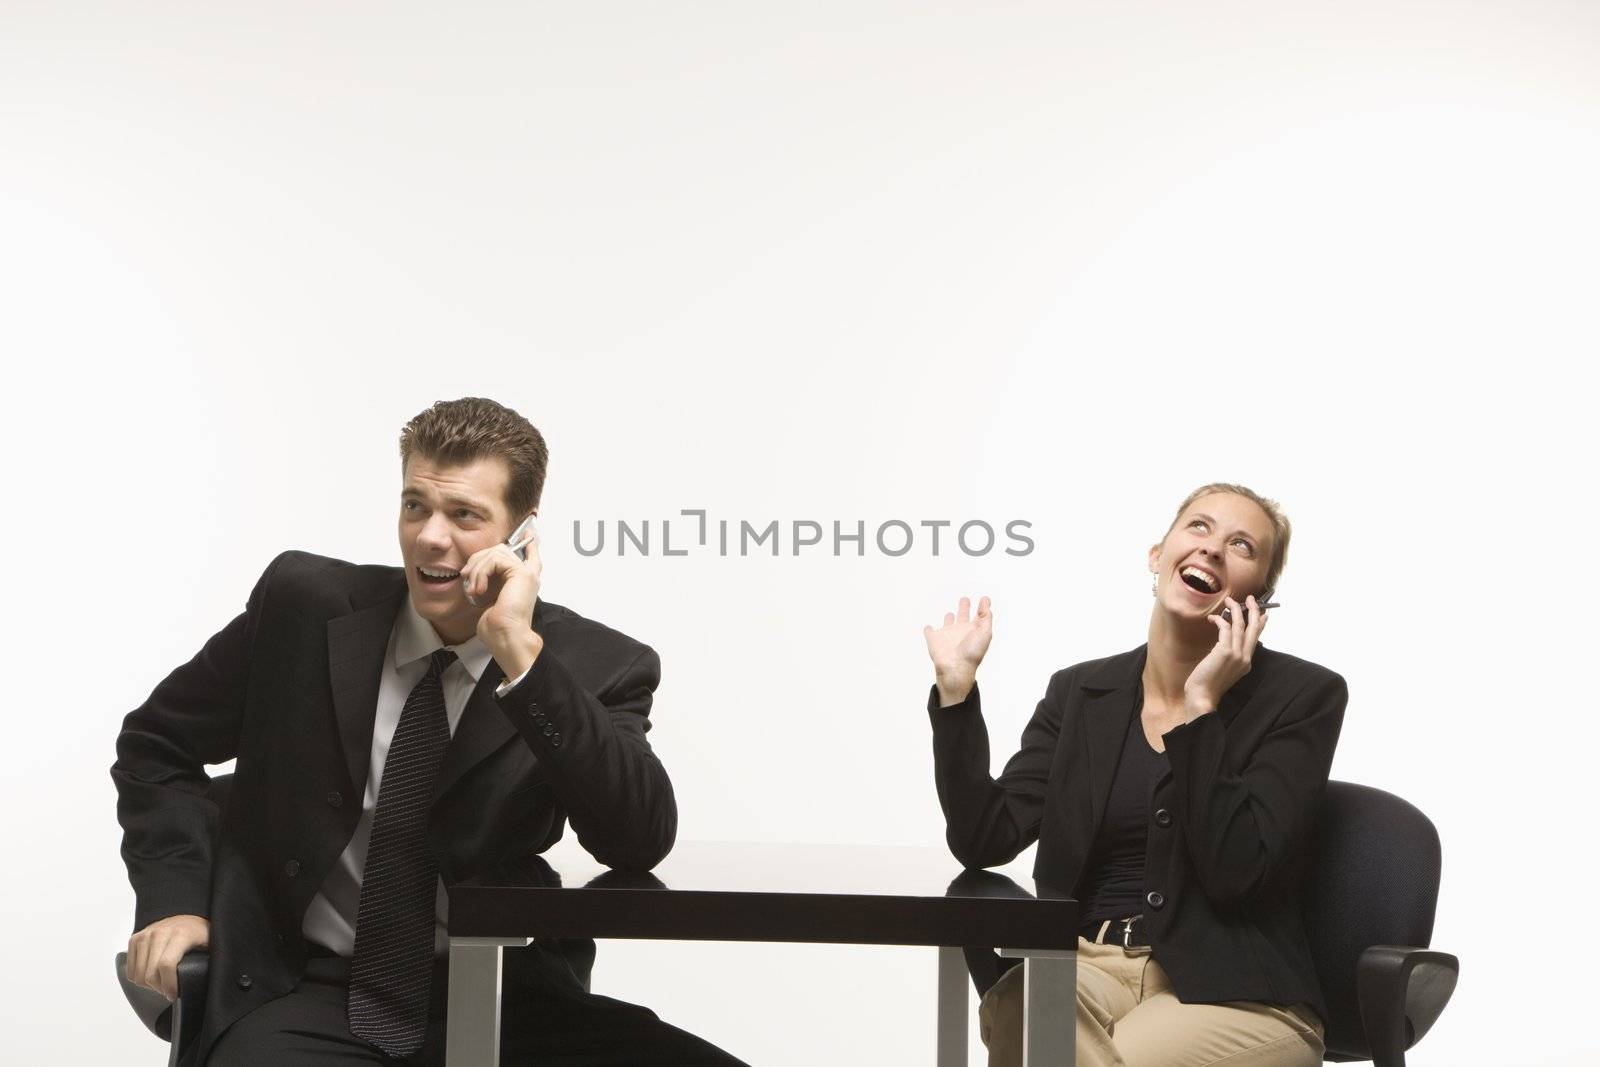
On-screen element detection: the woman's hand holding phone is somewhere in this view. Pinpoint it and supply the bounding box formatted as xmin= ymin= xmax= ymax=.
xmin=1182 ymin=594 xmax=1268 ymax=721
xmin=923 ymin=596 xmax=993 ymax=708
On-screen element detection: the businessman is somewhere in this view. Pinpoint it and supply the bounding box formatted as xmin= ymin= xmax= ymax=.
xmin=113 ymin=397 xmax=742 ymax=1065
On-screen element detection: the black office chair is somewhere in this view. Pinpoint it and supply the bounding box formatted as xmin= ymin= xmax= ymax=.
xmin=1305 ymin=780 xmax=1458 ymax=1066
xmin=963 ymin=779 xmax=1458 ymax=1066
xmin=115 ymin=774 xmax=228 ymax=1066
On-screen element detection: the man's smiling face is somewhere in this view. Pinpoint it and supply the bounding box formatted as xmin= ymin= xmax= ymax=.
xmin=398 ymin=453 xmax=519 ymax=644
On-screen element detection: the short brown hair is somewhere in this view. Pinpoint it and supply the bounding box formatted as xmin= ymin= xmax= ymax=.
xmin=399 ymin=398 xmax=548 ymax=518
xmin=1168 ymin=483 xmax=1292 ymax=600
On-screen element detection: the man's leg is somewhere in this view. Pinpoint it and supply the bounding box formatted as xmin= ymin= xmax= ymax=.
xmin=204 ymin=947 xmax=745 ymax=1067
xmin=483 ymin=942 xmax=748 ymax=1067
xmin=207 ymin=957 xmax=390 ymax=1066
xmin=497 ymin=991 xmax=746 ymax=1067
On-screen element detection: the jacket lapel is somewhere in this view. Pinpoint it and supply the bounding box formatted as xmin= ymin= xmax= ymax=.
xmin=1079 ymin=646 xmax=1147 ymax=834
xmin=326 ymin=575 xmax=407 ymax=796
xmin=435 ymin=663 xmax=518 ymax=798
xmin=435 ymin=599 xmax=550 ymax=798
xmin=328 ymin=582 xmax=547 ymax=802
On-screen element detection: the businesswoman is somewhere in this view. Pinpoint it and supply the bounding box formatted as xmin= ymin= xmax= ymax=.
xmin=924 ymin=484 xmax=1345 ymax=1067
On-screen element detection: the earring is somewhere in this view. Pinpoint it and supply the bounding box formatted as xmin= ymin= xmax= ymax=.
xmin=1151 ymin=574 xmax=1158 ymax=596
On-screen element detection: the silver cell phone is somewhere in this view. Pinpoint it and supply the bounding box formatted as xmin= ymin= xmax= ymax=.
xmin=507 ymin=514 xmax=537 ymax=561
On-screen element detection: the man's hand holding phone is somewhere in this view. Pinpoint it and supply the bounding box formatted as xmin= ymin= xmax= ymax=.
xmin=465 ymin=515 xmax=545 ymax=680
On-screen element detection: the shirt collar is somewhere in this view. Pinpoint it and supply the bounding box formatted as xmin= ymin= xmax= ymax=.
xmin=395 ymin=596 xmax=494 ymax=683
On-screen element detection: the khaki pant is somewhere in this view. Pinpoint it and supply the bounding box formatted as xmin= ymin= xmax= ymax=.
xmin=977 ymin=932 xmax=1325 ymax=1067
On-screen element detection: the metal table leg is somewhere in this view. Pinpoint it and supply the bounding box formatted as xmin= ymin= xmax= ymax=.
xmin=937 ymin=946 xmax=969 ymax=1066
xmin=446 ymin=936 xmax=523 ymax=1067
xmin=1001 ymin=947 xmax=1076 ymax=1067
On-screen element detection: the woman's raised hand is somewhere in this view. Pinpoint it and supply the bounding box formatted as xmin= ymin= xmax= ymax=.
xmin=923 ymin=596 xmax=993 ymax=707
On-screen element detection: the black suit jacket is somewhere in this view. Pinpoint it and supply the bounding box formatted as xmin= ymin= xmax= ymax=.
xmin=112 ymin=551 xmax=676 ymax=1064
xmin=929 ymin=643 xmax=1346 ymax=1022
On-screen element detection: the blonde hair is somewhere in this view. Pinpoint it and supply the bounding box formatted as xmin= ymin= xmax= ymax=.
xmin=1168 ymin=483 xmax=1291 ymax=600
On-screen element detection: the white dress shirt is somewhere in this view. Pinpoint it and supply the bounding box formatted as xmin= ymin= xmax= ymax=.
xmin=301 ymin=596 xmax=521 ymax=957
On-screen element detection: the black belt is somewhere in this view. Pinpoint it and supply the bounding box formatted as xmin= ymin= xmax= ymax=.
xmin=1081 ymin=915 xmax=1150 ymax=949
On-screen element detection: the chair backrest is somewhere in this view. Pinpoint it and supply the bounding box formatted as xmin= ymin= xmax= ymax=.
xmin=1303 ymin=780 xmax=1442 ymax=1060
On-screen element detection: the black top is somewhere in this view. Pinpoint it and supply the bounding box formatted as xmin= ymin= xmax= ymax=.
xmin=1078 ymin=697 xmax=1168 ymax=931
xmin=928 ymin=644 xmax=1346 ymax=1024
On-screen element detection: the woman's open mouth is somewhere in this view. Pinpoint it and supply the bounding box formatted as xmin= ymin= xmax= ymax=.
xmin=1178 ymin=564 xmax=1221 ymax=596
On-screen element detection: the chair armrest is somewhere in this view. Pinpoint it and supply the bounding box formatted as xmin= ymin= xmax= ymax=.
xmin=171 ymin=950 xmax=211 ymax=1059
xmin=113 ymin=950 xmax=210 ymax=1051
xmin=1357 ymin=945 xmax=1459 ymax=1067
xmin=114 ymin=951 xmax=175 ymax=1039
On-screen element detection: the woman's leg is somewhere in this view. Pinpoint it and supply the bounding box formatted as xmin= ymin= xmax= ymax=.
xmin=977 ymin=939 xmax=1146 ymax=1067
xmin=1109 ymin=960 xmax=1323 ymax=1067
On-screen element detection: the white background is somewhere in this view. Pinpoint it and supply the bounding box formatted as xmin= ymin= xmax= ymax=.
xmin=3 ymin=2 xmax=1597 ymax=1063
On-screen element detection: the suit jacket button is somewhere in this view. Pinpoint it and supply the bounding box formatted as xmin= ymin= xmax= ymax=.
xmin=550 ymin=732 xmax=562 ymax=746
xmin=1154 ymin=808 xmax=1172 ymax=828
xmin=326 ymin=790 xmax=344 ymax=808
xmin=1146 ymin=890 xmax=1166 ymax=910
xmin=541 ymin=724 xmax=555 ymax=737
xmin=284 ymin=859 xmax=301 ymax=878
xmin=236 ymin=974 xmax=253 ymax=990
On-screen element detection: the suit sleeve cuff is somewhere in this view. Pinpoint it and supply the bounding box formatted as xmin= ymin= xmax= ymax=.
xmin=133 ymin=881 xmax=211 ymax=933
xmin=1160 ymin=708 xmax=1226 ymax=767
xmin=492 ymin=649 xmax=570 ymax=750
xmin=928 ymin=682 xmax=980 ymax=716
xmin=495 ymin=661 xmax=535 ymax=697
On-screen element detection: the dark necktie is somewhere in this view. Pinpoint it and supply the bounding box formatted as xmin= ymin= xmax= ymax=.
xmin=348 ymin=648 xmax=457 ymax=1056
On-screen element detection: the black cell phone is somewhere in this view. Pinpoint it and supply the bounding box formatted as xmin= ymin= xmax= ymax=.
xmin=1219 ymin=600 xmax=1279 ymax=624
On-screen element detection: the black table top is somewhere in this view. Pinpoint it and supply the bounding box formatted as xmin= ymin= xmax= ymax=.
xmin=447 ymin=841 xmax=1080 ymax=950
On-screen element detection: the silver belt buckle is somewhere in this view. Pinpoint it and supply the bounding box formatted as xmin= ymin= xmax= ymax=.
xmin=1121 ymin=916 xmax=1139 ymax=948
